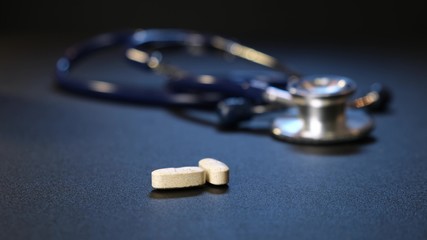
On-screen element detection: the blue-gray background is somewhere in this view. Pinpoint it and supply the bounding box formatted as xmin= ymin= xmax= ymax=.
xmin=1 ymin=1 xmax=427 ymax=239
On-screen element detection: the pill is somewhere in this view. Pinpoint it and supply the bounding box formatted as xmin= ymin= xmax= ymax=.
xmin=198 ymin=158 xmax=229 ymax=185
xmin=151 ymin=166 xmax=206 ymax=189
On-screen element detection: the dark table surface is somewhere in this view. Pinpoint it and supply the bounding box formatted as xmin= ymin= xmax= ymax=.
xmin=1 ymin=33 xmax=426 ymax=240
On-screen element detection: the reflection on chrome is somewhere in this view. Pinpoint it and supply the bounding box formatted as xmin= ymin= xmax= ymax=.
xmin=126 ymin=48 xmax=149 ymax=63
xmin=89 ymin=81 xmax=117 ymax=93
xmin=352 ymin=92 xmax=379 ymax=109
xmin=210 ymin=36 xmax=277 ymax=68
xmin=197 ymin=75 xmax=216 ymax=84
xmin=126 ymin=48 xmax=160 ymax=69
xmin=229 ymin=43 xmax=276 ymax=67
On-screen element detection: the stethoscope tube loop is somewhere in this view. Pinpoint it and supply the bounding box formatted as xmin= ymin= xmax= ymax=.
xmin=55 ymin=30 xmax=227 ymax=107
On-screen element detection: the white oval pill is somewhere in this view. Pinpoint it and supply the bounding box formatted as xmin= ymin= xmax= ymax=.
xmin=198 ymin=158 xmax=229 ymax=185
xmin=151 ymin=166 xmax=206 ymax=189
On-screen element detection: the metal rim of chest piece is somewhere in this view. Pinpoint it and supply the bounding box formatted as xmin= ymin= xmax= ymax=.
xmin=271 ymin=75 xmax=374 ymax=144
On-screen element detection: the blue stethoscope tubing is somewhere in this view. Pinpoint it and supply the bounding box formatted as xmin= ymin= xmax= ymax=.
xmin=55 ymin=29 xmax=296 ymax=107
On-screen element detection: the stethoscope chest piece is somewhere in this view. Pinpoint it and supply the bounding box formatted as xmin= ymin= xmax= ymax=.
xmin=271 ymin=75 xmax=374 ymax=144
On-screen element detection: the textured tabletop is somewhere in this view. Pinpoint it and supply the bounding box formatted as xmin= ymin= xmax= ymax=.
xmin=0 ymin=34 xmax=426 ymax=239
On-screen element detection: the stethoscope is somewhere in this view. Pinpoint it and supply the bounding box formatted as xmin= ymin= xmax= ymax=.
xmin=55 ymin=29 xmax=391 ymax=144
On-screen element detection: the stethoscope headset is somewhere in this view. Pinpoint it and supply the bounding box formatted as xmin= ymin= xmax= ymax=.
xmin=55 ymin=29 xmax=391 ymax=144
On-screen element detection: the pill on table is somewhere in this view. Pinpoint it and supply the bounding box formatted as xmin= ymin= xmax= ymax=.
xmin=151 ymin=167 xmax=206 ymax=189
xmin=198 ymin=158 xmax=229 ymax=185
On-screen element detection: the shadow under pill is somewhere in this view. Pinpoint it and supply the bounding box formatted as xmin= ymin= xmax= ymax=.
xmin=149 ymin=186 xmax=205 ymax=199
xmin=204 ymin=184 xmax=229 ymax=194
xmin=149 ymin=185 xmax=229 ymax=199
